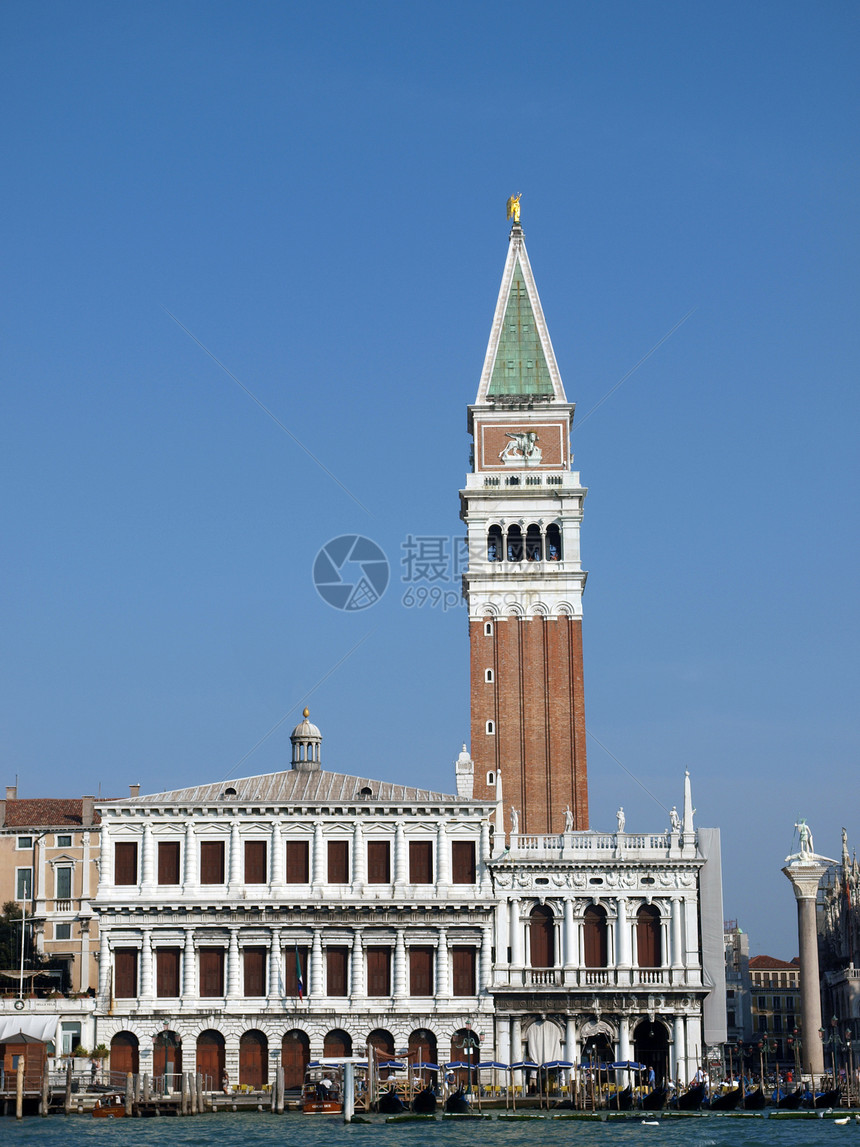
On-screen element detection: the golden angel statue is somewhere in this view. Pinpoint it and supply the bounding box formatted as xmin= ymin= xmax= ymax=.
xmin=506 ymin=193 xmax=522 ymax=223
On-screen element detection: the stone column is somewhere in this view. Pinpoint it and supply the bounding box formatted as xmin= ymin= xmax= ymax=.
xmin=228 ymin=821 xmax=242 ymax=895
xmin=312 ymin=822 xmax=325 ymax=889
xmin=270 ymin=824 xmax=284 ymax=890
xmin=479 ymin=820 xmax=491 ymax=891
xmin=351 ymin=930 xmax=365 ymax=998
xmin=435 ymin=929 xmax=449 ymax=998
xmin=480 ymin=926 xmax=493 ymax=992
xmin=511 ymin=1017 xmax=523 ymax=1087
xmin=565 ymin=1016 xmax=578 ymax=1066
xmin=182 ymin=928 xmax=196 ymax=999
xmin=227 ymin=929 xmax=241 ymax=999
xmin=509 ymin=898 xmax=523 ymax=969
xmin=673 ymin=1015 xmax=687 ymax=1085
xmin=183 ymin=822 xmax=197 ymax=889
xmin=268 ymin=929 xmax=282 ymax=999
xmin=351 ymin=822 xmax=365 ymax=891
xmin=615 ymin=897 xmax=630 ymax=972
xmin=311 ymin=931 xmax=323 ymax=999
xmin=394 ymin=931 xmax=407 ymax=998
xmin=618 ymin=1014 xmax=631 ymax=1062
xmin=394 ymin=821 xmax=407 ymax=889
xmin=100 ymin=823 xmax=113 ymax=890
xmin=81 ymin=831 xmax=91 ymax=899
xmin=140 ymin=929 xmax=153 ymax=1000
xmin=563 ymin=897 xmax=576 ymax=969
xmin=671 ymin=897 xmax=684 ymax=970
xmin=497 ymin=1018 xmax=511 ymax=1068
xmin=141 ymin=823 xmax=155 ymax=893
xmin=496 ymin=899 xmax=509 ymax=970
xmin=436 ymin=821 xmax=450 ymax=891
xmin=98 ymin=929 xmax=111 ymax=999
xmin=783 ymin=856 xmax=831 ymax=1075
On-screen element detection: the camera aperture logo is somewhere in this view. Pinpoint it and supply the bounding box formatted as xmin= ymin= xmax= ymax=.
xmin=313 ymin=535 xmax=390 ymax=612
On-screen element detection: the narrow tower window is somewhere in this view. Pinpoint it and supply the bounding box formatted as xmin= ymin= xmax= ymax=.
xmin=484 ymin=621 xmax=493 ymax=636
xmin=484 ymin=668 xmax=494 ymax=683
xmin=546 ymin=523 xmax=562 ymax=561
xmin=485 ymin=720 xmax=495 ymax=735
xmin=487 ymin=525 xmax=503 ymax=562
xmin=486 ymin=771 xmax=496 ymax=787
xmin=526 ymin=524 xmax=542 ymax=561
xmin=506 ymin=525 xmax=523 ymax=562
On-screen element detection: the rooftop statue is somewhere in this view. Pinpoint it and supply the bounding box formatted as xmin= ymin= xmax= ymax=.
xmin=506 ymin=193 xmax=522 ymax=224
xmin=795 ymin=818 xmax=814 ymax=857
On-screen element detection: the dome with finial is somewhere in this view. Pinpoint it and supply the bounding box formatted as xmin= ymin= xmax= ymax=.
xmin=290 ymin=707 xmax=322 ymax=771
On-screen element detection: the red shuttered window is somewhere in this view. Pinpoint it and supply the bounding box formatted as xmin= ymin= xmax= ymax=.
xmin=367 ymin=947 xmax=391 ymax=996
xmin=114 ymin=948 xmax=138 ymax=998
xmin=409 ymin=841 xmax=433 ymax=883
xmin=327 ymin=840 xmax=349 ymax=884
xmin=243 ymin=946 xmax=267 ymax=996
xmin=408 ymin=946 xmax=433 ymax=996
xmin=114 ymin=842 xmax=138 ymax=885
xmin=200 ymin=841 xmax=225 ymax=884
xmin=199 ymin=948 xmax=225 ymax=997
xmin=245 ymin=840 xmax=267 ymax=884
xmin=286 ymin=840 xmax=310 ymax=883
xmin=452 ymin=947 xmax=476 ymax=996
xmin=326 ymin=947 xmax=348 ymax=996
xmin=451 ymin=841 xmax=476 ymax=884
xmin=156 ymin=948 xmax=180 ymax=997
xmin=157 ymin=841 xmax=180 ymax=885
xmin=367 ymin=841 xmax=391 ymax=884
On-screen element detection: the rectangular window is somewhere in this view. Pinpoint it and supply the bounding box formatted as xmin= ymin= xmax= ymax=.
xmin=758 ymin=996 xmax=767 ymax=1009
xmin=16 ymin=836 xmax=33 ymax=850
xmin=60 ymin=1023 xmax=81 ymax=1056
xmin=156 ymin=948 xmax=181 ymax=997
xmin=787 ymin=1014 xmax=795 ymax=1029
xmin=158 ymin=841 xmax=181 ymax=885
xmin=367 ymin=840 xmax=391 ymax=884
xmin=367 ymin=947 xmax=391 ymax=996
xmin=55 ymin=866 xmax=72 ymax=899
xmin=56 ymin=834 xmax=72 ymax=848
xmin=114 ymin=841 xmax=139 ymax=885
xmin=114 ymin=948 xmax=138 ymax=998
xmin=409 ymin=946 xmax=433 ymax=996
xmin=245 ymin=840 xmax=267 ymax=884
xmin=452 ymin=946 xmax=476 ymax=995
xmin=326 ymin=946 xmax=349 ymax=996
xmin=328 ymin=840 xmax=349 ymax=884
xmin=727 ymin=1011 xmax=736 ymax=1028
xmin=774 ymin=1015 xmax=783 ymax=1032
xmin=409 ymin=841 xmax=433 ymax=884
xmin=200 ymin=841 xmax=225 ymax=884
xmin=199 ymin=948 xmax=225 ymax=997
xmin=16 ymin=867 xmax=32 ymax=900
xmin=451 ymin=840 xmax=476 ymax=884
xmin=758 ymin=1015 xmax=768 ymax=1033
xmin=284 ymin=946 xmax=308 ymax=997
xmin=55 ymin=923 xmax=72 ymax=940
xmin=286 ymin=840 xmax=310 ymax=883
xmin=785 ymin=996 xmax=794 ymax=1011
xmin=243 ymin=946 xmax=267 ymax=996
xmin=773 ymin=996 xmax=781 ymax=1011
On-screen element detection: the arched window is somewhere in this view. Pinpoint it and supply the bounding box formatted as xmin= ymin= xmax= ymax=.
xmin=324 ymin=1029 xmax=352 ymax=1057
xmin=546 ymin=524 xmax=562 ymax=560
xmin=529 ymin=906 xmax=555 ymax=968
xmin=487 ymin=525 xmax=503 ymax=562
xmin=486 ymin=771 xmax=495 ymax=787
xmin=636 ymin=905 xmax=662 ymax=967
xmin=110 ymin=1032 xmax=139 ymax=1077
xmin=507 ymin=525 xmax=523 ymax=562
xmin=484 ymin=668 xmax=494 ymax=683
xmin=525 ymin=524 xmax=542 ymax=561
xmin=485 ymin=720 xmax=495 ymax=735
xmin=281 ymin=1030 xmax=309 ymax=1090
xmin=484 ymin=621 xmax=494 ymax=636
xmin=583 ymin=905 xmax=608 ymax=968
xmin=298 ymin=744 xmax=304 ymax=762
xmin=239 ymin=1030 xmax=268 ymax=1090
xmin=196 ymin=1030 xmax=225 ymax=1086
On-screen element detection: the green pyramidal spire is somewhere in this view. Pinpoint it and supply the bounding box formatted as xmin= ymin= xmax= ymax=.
xmin=488 ymin=259 xmax=553 ymax=396
xmin=475 ymin=222 xmax=568 ymax=405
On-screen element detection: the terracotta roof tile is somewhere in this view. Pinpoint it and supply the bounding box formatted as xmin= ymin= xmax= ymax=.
xmin=2 ymin=799 xmax=103 ymax=828
xmin=749 ymin=954 xmax=799 ymax=970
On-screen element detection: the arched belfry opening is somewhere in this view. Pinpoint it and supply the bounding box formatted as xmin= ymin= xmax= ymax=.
xmin=290 ymin=708 xmax=322 ymax=771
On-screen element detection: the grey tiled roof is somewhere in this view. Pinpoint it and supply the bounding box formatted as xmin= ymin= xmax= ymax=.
xmin=123 ymin=769 xmax=463 ymax=806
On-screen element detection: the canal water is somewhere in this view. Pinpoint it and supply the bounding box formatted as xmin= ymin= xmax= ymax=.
xmin=0 ymin=1113 xmax=856 ymax=1147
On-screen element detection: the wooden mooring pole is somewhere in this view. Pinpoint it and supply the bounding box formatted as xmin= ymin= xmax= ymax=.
xmin=64 ymin=1060 xmax=72 ymax=1115
xmin=125 ymin=1072 xmax=133 ymax=1117
xmin=16 ymin=1057 xmax=24 ymax=1120
xmin=41 ymin=1067 xmax=49 ymax=1116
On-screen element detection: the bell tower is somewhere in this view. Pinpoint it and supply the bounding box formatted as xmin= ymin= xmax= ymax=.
xmin=460 ymin=215 xmax=589 ymax=833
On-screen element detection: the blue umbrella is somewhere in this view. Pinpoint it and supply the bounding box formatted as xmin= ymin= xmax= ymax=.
xmin=412 ymin=1061 xmax=440 ymax=1071
xmin=510 ymin=1060 xmax=539 ymax=1070
xmin=478 ymin=1061 xmax=510 ymax=1070
xmin=542 ymin=1060 xmax=574 ymax=1069
xmin=609 ymin=1061 xmax=646 ymax=1070
xmin=444 ymin=1061 xmax=472 ymax=1069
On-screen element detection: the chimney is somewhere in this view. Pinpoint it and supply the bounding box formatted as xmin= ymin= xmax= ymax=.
xmin=81 ymin=796 xmax=95 ymax=827
xmin=6 ymin=785 xmax=17 ymax=801
xmin=129 ymin=784 xmax=140 ymax=798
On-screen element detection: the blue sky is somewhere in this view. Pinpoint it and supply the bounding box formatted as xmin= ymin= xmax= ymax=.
xmin=2 ymin=1 xmax=857 ymax=959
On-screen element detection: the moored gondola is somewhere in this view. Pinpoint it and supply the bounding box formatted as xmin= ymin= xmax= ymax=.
xmin=411 ymin=1086 xmax=437 ymax=1114
xmin=444 ymin=1087 xmax=471 ymax=1114
xmin=613 ymin=1085 xmax=634 ymax=1110
xmin=810 ymin=1087 xmax=841 ymax=1109
xmin=377 ymin=1088 xmax=406 ymax=1114
xmin=743 ymin=1086 xmax=766 ymax=1110
xmin=675 ymin=1082 xmax=706 ymax=1110
xmin=709 ymin=1086 xmax=743 ymax=1110
xmin=775 ymin=1086 xmax=804 ymax=1109
xmin=641 ymin=1086 xmax=668 ymax=1110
